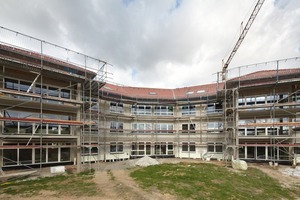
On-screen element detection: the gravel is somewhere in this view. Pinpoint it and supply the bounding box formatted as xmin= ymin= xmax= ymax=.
xmin=281 ymin=166 xmax=300 ymax=177
xmin=135 ymin=156 xmax=160 ymax=167
xmin=90 ymin=156 xmax=161 ymax=171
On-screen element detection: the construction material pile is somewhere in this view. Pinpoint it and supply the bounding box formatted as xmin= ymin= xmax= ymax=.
xmin=281 ymin=166 xmax=300 ymax=177
xmin=96 ymin=156 xmax=160 ymax=171
xmin=135 ymin=156 xmax=160 ymax=167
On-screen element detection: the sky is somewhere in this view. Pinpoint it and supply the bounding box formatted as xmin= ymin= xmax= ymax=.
xmin=0 ymin=0 xmax=299 ymax=88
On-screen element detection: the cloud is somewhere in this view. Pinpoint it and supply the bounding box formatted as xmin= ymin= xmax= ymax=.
xmin=0 ymin=0 xmax=299 ymax=88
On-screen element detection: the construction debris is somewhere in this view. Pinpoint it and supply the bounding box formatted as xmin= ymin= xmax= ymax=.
xmin=281 ymin=166 xmax=300 ymax=177
xmin=232 ymin=160 xmax=248 ymax=170
xmin=135 ymin=156 xmax=160 ymax=167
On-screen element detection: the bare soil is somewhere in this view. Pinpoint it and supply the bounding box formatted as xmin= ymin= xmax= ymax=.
xmin=248 ymin=162 xmax=300 ymax=189
xmin=1 ymin=158 xmax=300 ymax=200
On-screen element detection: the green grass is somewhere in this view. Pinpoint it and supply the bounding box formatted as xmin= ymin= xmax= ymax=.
xmin=107 ymin=170 xmax=116 ymax=181
xmin=0 ymin=170 xmax=99 ymax=197
xmin=1 ymin=163 xmax=299 ymax=199
xmin=131 ymin=163 xmax=299 ymax=200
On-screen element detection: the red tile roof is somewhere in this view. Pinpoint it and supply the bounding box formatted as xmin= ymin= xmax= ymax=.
xmin=174 ymin=83 xmax=223 ymax=99
xmin=0 ymin=43 xmax=97 ymax=77
xmin=101 ymin=82 xmax=224 ymax=100
xmin=229 ymin=68 xmax=300 ymax=82
xmin=101 ymin=68 xmax=300 ymax=101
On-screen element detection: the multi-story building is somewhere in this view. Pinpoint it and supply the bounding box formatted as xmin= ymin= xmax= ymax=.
xmin=225 ymin=69 xmax=300 ymax=162
xmin=94 ymin=82 xmax=224 ymax=162
xmin=0 ymin=43 xmax=105 ymax=171
xmin=0 ymin=42 xmax=300 ymax=173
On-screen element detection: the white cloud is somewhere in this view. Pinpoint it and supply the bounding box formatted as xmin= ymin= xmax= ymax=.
xmin=0 ymin=0 xmax=299 ymax=88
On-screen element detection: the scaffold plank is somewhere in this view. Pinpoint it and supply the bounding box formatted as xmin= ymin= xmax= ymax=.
xmin=0 ymin=116 xmax=83 ymax=125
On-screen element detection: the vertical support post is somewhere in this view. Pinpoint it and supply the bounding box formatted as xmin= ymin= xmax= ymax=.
xmin=235 ymin=89 xmax=239 ymax=159
xmin=76 ymin=82 xmax=82 ymax=173
xmin=276 ymin=60 xmax=279 ymax=84
xmin=39 ymin=41 xmax=44 ymax=174
xmin=0 ymin=67 xmax=4 ymax=168
xmin=88 ymin=78 xmax=92 ymax=172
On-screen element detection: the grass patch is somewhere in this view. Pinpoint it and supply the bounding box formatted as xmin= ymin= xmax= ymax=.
xmin=107 ymin=170 xmax=115 ymax=181
xmin=131 ymin=163 xmax=298 ymax=200
xmin=0 ymin=170 xmax=99 ymax=197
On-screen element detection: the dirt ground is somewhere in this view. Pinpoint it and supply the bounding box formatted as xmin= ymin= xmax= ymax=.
xmin=248 ymin=162 xmax=300 ymax=189
xmin=1 ymin=158 xmax=300 ymax=200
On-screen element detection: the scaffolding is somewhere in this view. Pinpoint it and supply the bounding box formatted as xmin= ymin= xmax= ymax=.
xmin=1 ymin=26 xmax=300 ymax=183
xmin=222 ymin=57 xmax=300 ymax=164
xmin=96 ymin=84 xmax=225 ymax=162
xmin=0 ymin=26 xmax=109 ymax=178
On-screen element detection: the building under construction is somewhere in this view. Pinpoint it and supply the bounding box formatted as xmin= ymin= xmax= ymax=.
xmin=0 ymin=28 xmax=300 ymax=175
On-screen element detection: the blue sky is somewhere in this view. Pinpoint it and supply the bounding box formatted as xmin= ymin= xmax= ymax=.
xmin=0 ymin=0 xmax=299 ymax=88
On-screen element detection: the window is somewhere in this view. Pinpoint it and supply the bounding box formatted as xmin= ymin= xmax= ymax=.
xmin=240 ymin=96 xmax=266 ymax=107
xmin=207 ymin=144 xmax=214 ymax=152
xmin=18 ymin=148 xmax=32 ymax=164
xmin=155 ymin=142 xmax=166 ymax=155
xmin=16 ymin=80 xmax=32 ymax=100
xmin=182 ymin=105 xmax=196 ymax=115
xmin=89 ymin=102 xmax=99 ymax=111
xmin=267 ymin=95 xmax=279 ymax=104
xmin=279 ymin=126 xmax=288 ymax=135
xmin=61 ymin=148 xmax=71 ymax=161
xmin=35 ymin=84 xmax=47 ymax=95
xmin=238 ymin=98 xmax=245 ymax=106
xmin=48 ymin=148 xmax=59 ymax=162
xmin=131 ymin=142 xmax=151 ymax=156
xmin=154 ymin=106 xmax=173 ymax=116
xmin=110 ymin=121 xmax=123 ymax=133
xmin=3 ymin=144 xmax=17 ymax=166
xmin=4 ymin=78 xmax=32 ymax=99
xmin=294 ymin=147 xmax=300 ymax=154
xmin=267 ymin=128 xmax=278 ymax=136
xmin=257 ymin=147 xmax=266 ymax=160
xmin=215 ymin=144 xmax=222 ymax=152
xmin=207 ymin=122 xmax=223 ymax=130
xmin=294 ymin=92 xmax=300 ymax=102
xmin=207 ymin=102 xmax=222 ymax=113
xmin=182 ymin=124 xmax=196 ymax=134
xmin=5 ymin=78 xmax=19 ymax=90
xmin=48 ymin=87 xmax=59 ymax=97
xmin=155 ymin=123 xmax=174 ymax=134
xmin=207 ymin=143 xmax=223 ymax=153
xmin=256 ymin=96 xmax=266 ymax=104
xmin=238 ymin=129 xmax=246 ymax=136
xmin=246 ymin=128 xmax=255 ymax=136
xmin=19 ymin=81 xmax=31 ymax=92
xmin=293 ymin=92 xmax=300 ymax=107
xmin=279 ymin=94 xmax=289 ymax=104
xmin=110 ymin=142 xmax=123 ymax=153
xmin=247 ymin=147 xmax=255 ymax=158
xmin=4 ymin=78 xmax=73 ymax=102
xmin=256 ymin=128 xmax=266 ymax=136
xmin=132 ymin=105 xmax=152 ymax=115
xmin=279 ymin=147 xmax=289 ymax=160
xmin=155 ymin=142 xmax=174 ymax=155
xmin=35 ymin=148 xmax=46 ymax=163
xmin=132 ymin=123 xmax=152 ymax=133
xmin=4 ymin=110 xmax=71 ymax=135
xmin=2 ymin=143 xmax=57 ymax=166
xmin=110 ymin=102 xmax=124 ymax=113
xmin=61 ymin=89 xmax=70 ymax=99
xmin=246 ymin=97 xmax=255 ymax=106
xmin=81 ymin=144 xmax=99 ymax=155
xmin=239 ymin=147 xmax=245 ymax=159
xmin=48 ymin=123 xmax=59 ymax=134
xmin=182 ymin=142 xmax=196 ymax=152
